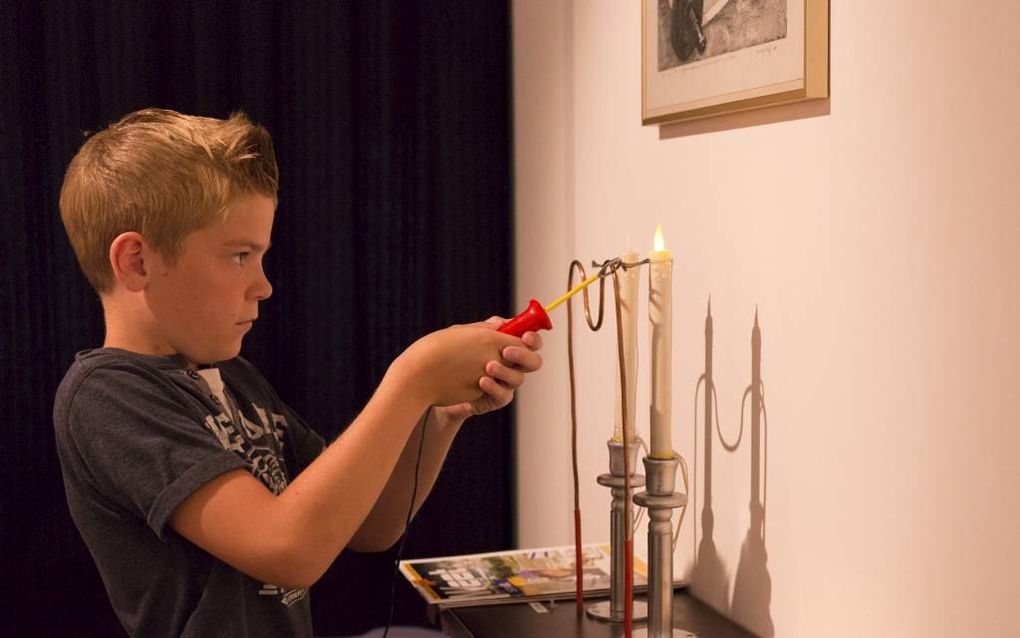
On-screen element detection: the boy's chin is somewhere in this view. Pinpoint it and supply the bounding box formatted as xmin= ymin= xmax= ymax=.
xmin=186 ymin=342 xmax=243 ymax=366
xmin=214 ymin=344 xmax=244 ymax=364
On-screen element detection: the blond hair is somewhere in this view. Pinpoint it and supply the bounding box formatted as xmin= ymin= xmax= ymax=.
xmin=59 ymin=108 xmax=279 ymax=292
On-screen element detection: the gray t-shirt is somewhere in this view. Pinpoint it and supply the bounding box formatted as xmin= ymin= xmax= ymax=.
xmin=53 ymin=348 xmax=326 ymax=637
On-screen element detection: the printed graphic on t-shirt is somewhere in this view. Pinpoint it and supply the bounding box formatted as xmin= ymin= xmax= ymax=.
xmin=202 ymin=402 xmax=289 ymax=494
xmin=259 ymin=583 xmax=308 ymax=607
xmin=203 ymin=400 xmax=307 ymax=605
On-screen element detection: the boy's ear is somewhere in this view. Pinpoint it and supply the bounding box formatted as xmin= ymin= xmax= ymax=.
xmin=109 ymin=232 xmax=152 ymax=292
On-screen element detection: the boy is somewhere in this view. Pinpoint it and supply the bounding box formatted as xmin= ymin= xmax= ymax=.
xmin=53 ymin=108 xmax=542 ymax=637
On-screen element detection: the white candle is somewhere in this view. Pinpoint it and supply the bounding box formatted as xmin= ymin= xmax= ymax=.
xmin=648 ymin=225 xmax=673 ymax=458
xmin=613 ymin=250 xmax=640 ymax=442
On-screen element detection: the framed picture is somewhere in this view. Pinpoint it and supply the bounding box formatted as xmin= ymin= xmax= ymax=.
xmin=642 ymin=0 xmax=829 ymax=125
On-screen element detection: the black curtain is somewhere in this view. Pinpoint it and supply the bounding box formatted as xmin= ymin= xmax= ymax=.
xmin=0 ymin=2 xmax=514 ymax=635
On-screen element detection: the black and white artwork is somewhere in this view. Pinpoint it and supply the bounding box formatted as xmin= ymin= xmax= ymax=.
xmin=658 ymin=0 xmax=788 ymax=71
xmin=642 ymin=0 xmax=826 ymax=125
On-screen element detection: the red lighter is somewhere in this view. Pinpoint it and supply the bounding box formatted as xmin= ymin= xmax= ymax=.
xmin=497 ymin=299 xmax=553 ymax=337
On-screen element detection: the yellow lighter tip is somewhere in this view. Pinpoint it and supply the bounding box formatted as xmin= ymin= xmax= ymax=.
xmin=544 ymin=272 xmax=601 ymax=312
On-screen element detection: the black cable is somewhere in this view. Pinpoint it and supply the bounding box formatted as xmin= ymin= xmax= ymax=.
xmin=382 ymin=407 xmax=430 ymax=638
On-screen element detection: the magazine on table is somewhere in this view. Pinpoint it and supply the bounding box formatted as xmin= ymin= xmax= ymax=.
xmin=399 ymin=543 xmax=650 ymax=608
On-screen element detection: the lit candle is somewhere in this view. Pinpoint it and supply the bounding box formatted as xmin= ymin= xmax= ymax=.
xmin=648 ymin=224 xmax=673 ymax=458
xmin=614 ymin=249 xmax=640 ymax=442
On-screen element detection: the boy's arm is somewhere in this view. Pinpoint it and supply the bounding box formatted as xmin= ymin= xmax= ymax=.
xmin=345 ymin=408 xmax=459 ymax=552
xmin=348 ymin=328 xmax=543 ymax=551
xmin=170 ymin=323 xmax=523 ymax=589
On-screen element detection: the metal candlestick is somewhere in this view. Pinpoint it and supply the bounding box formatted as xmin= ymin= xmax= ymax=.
xmin=632 ymin=453 xmax=692 ymax=638
xmin=587 ymin=438 xmax=648 ymax=623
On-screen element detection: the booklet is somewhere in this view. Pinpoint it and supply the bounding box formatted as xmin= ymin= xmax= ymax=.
xmin=399 ymin=543 xmax=648 ymax=608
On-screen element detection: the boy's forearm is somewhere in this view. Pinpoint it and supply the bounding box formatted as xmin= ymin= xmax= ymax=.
xmin=274 ymin=364 xmax=431 ymax=584
xmin=347 ymin=408 xmax=464 ymax=552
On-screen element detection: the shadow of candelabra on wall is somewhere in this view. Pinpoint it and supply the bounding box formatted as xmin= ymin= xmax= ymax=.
xmin=691 ymin=302 xmax=773 ymax=637
xmin=690 ymin=299 xmax=728 ymax=610
xmin=729 ymin=309 xmax=773 ymax=636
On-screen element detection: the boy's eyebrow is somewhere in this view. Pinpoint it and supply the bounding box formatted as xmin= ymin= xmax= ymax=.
xmin=224 ymin=239 xmax=272 ymax=251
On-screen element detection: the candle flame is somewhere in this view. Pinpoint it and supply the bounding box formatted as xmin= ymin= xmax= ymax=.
xmin=653 ymin=224 xmax=665 ymax=252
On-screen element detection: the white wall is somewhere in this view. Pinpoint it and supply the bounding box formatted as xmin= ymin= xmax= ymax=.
xmin=512 ymin=2 xmax=1020 ymax=636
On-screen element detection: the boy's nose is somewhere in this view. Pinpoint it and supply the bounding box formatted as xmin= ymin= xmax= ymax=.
xmin=251 ymin=267 xmax=273 ymax=301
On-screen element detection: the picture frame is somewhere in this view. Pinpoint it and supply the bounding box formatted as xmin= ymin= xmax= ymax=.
xmin=642 ymin=0 xmax=829 ymax=125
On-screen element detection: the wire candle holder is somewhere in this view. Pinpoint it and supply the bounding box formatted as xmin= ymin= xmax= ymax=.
xmin=565 ymin=255 xmax=692 ymax=638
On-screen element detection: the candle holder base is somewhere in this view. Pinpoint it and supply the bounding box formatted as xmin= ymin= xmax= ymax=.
xmin=586 ymin=599 xmax=648 ymax=623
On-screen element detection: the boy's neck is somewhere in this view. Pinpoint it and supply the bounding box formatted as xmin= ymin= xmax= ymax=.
xmin=101 ymin=294 xmax=197 ymax=368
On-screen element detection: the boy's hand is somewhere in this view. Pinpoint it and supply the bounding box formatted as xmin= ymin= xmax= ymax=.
xmin=435 ymin=316 xmax=544 ymax=424
xmin=392 ymin=320 xmax=525 ymax=408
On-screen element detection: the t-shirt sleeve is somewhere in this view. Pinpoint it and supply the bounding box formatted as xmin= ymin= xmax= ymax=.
xmin=64 ymin=363 xmax=249 ymax=539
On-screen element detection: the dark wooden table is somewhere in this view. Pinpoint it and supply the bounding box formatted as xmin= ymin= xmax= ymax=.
xmin=439 ymin=588 xmax=755 ymax=638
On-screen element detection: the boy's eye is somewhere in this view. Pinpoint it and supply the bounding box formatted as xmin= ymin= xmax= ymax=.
xmin=233 ymin=252 xmax=250 ymax=266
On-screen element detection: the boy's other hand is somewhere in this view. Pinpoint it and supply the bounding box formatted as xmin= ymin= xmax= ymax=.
xmin=435 ymin=316 xmax=544 ymax=423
